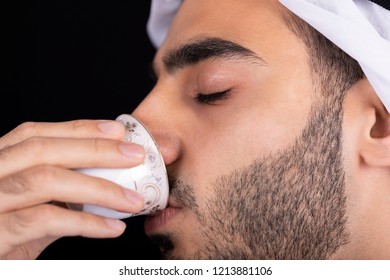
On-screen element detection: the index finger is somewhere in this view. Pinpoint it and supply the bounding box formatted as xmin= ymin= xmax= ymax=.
xmin=0 ymin=120 xmax=125 ymax=149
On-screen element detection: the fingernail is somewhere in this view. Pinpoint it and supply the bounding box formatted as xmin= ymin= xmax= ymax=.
xmin=105 ymin=219 xmax=126 ymax=231
xmin=98 ymin=121 xmax=124 ymax=135
xmin=119 ymin=143 xmax=145 ymax=160
xmin=124 ymin=189 xmax=144 ymax=209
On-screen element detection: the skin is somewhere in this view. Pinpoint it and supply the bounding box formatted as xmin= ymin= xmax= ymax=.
xmin=132 ymin=0 xmax=390 ymax=259
xmin=0 ymin=120 xmax=146 ymax=259
xmin=1 ymin=0 xmax=390 ymax=260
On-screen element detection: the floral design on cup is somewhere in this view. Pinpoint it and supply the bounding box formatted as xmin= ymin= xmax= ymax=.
xmin=67 ymin=114 xmax=169 ymax=219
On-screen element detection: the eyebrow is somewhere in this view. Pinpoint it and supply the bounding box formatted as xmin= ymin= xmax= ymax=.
xmin=160 ymin=37 xmax=267 ymax=74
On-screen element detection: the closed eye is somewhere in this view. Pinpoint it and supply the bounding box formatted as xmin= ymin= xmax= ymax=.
xmin=194 ymin=89 xmax=232 ymax=105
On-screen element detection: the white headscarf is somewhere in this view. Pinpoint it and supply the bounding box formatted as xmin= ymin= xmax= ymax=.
xmin=146 ymin=0 xmax=390 ymax=111
xmin=146 ymin=0 xmax=182 ymax=48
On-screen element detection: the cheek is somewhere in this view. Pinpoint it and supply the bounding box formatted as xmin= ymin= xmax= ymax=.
xmin=180 ymin=110 xmax=303 ymax=190
xmin=176 ymin=66 xmax=312 ymax=193
xmin=190 ymin=111 xmax=308 ymax=173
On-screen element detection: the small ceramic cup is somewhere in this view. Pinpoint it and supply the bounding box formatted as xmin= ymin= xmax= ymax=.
xmin=67 ymin=114 xmax=169 ymax=219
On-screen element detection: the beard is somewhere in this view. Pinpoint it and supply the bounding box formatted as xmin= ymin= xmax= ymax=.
xmin=149 ymin=97 xmax=350 ymax=259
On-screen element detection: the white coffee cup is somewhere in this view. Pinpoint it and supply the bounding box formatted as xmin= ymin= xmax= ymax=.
xmin=67 ymin=114 xmax=169 ymax=219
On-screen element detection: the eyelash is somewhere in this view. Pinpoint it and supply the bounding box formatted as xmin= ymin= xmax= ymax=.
xmin=194 ymin=89 xmax=232 ymax=105
xmin=148 ymin=63 xmax=233 ymax=106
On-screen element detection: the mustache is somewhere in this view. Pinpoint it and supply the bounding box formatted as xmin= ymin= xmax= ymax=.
xmin=168 ymin=175 xmax=198 ymax=210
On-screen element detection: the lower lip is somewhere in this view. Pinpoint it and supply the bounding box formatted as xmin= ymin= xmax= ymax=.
xmin=144 ymin=207 xmax=180 ymax=233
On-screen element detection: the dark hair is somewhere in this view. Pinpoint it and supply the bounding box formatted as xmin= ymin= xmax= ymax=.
xmin=281 ymin=11 xmax=365 ymax=100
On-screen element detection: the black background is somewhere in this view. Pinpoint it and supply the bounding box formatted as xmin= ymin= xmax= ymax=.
xmin=1 ymin=0 xmax=162 ymax=259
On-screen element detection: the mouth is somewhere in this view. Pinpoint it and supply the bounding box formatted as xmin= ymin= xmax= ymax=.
xmin=144 ymin=202 xmax=180 ymax=234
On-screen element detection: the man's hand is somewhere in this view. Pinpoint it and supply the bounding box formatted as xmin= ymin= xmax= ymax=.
xmin=0 ymin=120 xmax=145 ymax=259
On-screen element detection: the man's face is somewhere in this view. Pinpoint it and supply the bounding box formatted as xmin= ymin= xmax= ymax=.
xmin=133 ymin=0 xmax=349 ymax=259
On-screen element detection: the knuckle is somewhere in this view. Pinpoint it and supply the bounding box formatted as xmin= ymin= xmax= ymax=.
xmin=94 ymin=180 xmax=116 ymax=206
xmin=92 ymin=138 xmax=100 ymax=152
xmin=0 ymin=127 xmax=47 ymax=164
xmin=2 ymin=172 xmax=32 ymax=194
xmin=1 ymin=165 xmax=58 ymax=195
xmin=0 ymin=165 xmax=57 ymax=195
xmin=27 ymin=165 xmax=57 ymax=186
xmin=6 ymin=210 xmax=34 ymax=235
xmin=0 ymin=137 xmax=48 ymax=168
xmin=0 ymin=145 xmax=12 ymax=162
xmin=82 ymin=178 xmax=112 ymax=207
xmin=91 ymin=138 xmax=106 ymax=155
xmin=13 ymin=122 xmax=39 ymax=140
xmin=34 ymin=204 xmax=56 ymax=222
xmin=71 ymin=120 xmax=89 ymax=132
xmin=20 ymin=137 xmax=51 ymax=156
xmin=6 ymin=205 xmax=56 ymax=235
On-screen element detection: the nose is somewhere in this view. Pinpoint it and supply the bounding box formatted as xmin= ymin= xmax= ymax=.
xmin=132 ymin=90 xmax=183 ymax=167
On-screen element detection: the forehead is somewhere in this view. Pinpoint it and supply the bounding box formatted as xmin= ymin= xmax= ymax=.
xmin=157 ymin=0 xmax=305 ymax=65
